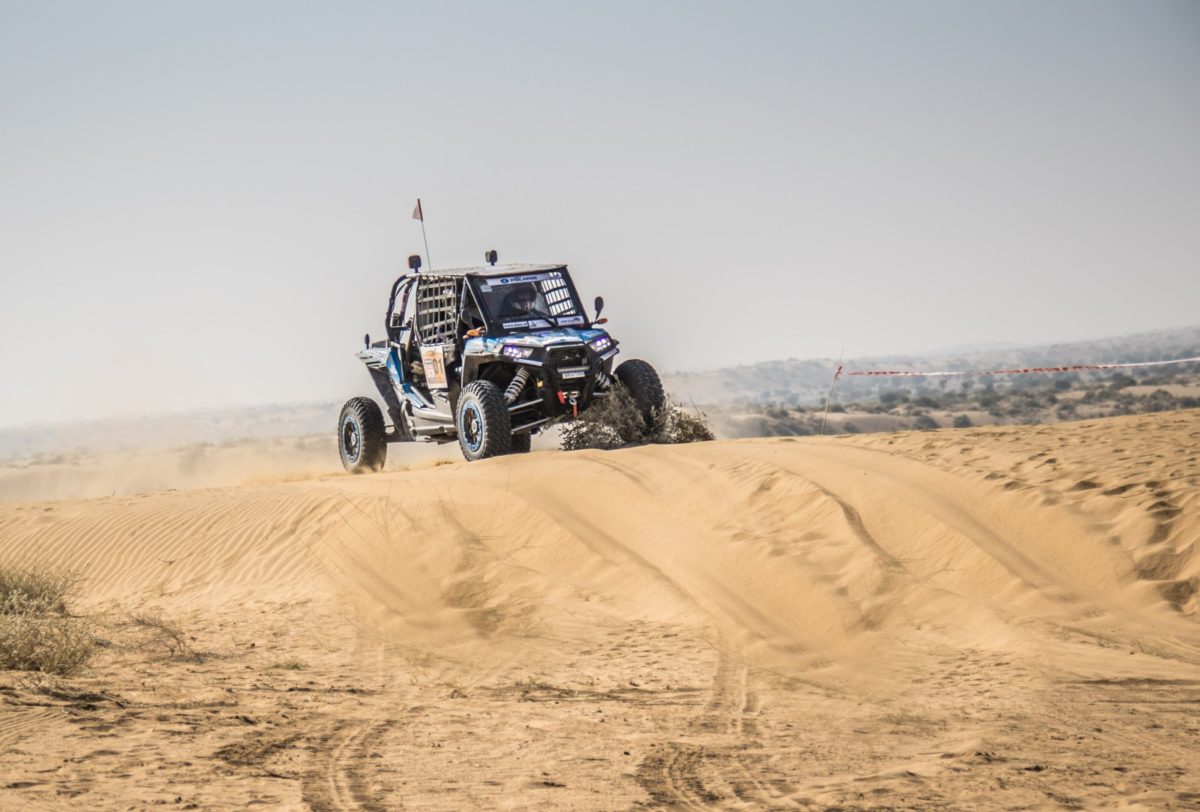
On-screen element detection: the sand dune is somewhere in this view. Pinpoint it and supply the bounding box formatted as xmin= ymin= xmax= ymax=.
xmin=1 ymin=411 xmax=1198 ymax=809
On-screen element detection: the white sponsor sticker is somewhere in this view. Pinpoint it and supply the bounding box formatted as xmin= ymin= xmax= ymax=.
xmin=556 ymin=315 xmax=585 ymax=326
xmin=503 ymin=319 xmax=552 ymax=330
xmin=561 ymin=369 xmax=587 ymax=379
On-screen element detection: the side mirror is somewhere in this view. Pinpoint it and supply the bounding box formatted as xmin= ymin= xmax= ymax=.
xmin=594 ymin=295 xmax=605 ymax=320
xmin=408 ymin=254 xmax=422 ymax=271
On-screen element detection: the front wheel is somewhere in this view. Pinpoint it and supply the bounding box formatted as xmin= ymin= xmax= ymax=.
xmin=339 ymin=397 xmax=387 ymax=473
xmin=456 ymin=381 xmax=513 ymax=461
xmin=615 ymin=359 xmax=665 ymax=429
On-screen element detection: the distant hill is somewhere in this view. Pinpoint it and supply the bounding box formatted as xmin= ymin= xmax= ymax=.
xmin=664 ymin=325 xmax=1200 ymax=407
xmin=2 ymin=326 xmax=1197 ymax=463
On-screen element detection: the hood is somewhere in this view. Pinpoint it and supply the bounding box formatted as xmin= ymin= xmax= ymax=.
xmin=477 ymin=327 xmax=607 ymax=351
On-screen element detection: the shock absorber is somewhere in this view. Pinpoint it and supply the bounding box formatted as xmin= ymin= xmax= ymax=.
xmin=504 ymin=367 xmax=532 ymax=404
xmin=595 ymin=368 xmax=615 ymax=389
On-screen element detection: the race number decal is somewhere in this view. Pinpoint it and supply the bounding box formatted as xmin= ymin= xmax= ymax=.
xmin=421 ymin=346 xmax=449 ymax=389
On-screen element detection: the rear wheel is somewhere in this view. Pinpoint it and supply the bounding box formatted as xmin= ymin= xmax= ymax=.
xmin=339 ymin=397 xmax=387 ymax=473
xmin=509 ymin=432 xmax=532 ymax=454
xmin=615 ymin=359 xmax=665 ymax=429
xmin=456 ymin=381 xmax=512 ymax=461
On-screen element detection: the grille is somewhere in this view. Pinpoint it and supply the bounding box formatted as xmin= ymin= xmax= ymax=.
xmin=548 ymin=346 xmax=587 ymax=369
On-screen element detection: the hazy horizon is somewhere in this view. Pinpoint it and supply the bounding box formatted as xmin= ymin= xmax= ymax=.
xmin=3 ymin=1 xmax=1198 ymax=427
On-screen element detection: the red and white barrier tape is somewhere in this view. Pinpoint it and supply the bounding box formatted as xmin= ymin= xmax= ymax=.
xmin=834 ymin=355 xmax=1200 ymax=380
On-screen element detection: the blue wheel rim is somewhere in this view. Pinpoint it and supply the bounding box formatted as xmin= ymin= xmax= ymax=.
xmin=342 ymin=416 xmax=361 ymax=463
xmin=463 ymin=403 xmax=484 ymax=452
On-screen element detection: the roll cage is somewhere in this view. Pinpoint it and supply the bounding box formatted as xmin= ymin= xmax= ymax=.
xmin=384 ymin=266 xmax=588 ymax=342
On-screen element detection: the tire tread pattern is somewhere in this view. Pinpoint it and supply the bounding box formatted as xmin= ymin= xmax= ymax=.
xmin=339 ymin=397 xmax=387 ymax=474
xmin=615 ymin=359 xmax=666 ymax=427
xmin=457 ymin=380 xmax=513 ymax=461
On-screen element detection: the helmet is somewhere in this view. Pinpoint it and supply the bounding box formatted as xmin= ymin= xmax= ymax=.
xmin=512 ymin=283 xmax=538 ymax=309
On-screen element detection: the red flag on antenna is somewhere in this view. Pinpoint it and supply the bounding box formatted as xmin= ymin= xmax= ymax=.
xmin=412 ymin=199 xmax=423 ymax=221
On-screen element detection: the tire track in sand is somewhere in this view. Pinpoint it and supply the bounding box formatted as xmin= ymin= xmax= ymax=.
xmin=302 ymin=719 xmax=400 ymax=811
xmin=636 ymin=653 xmax=796 ymax=809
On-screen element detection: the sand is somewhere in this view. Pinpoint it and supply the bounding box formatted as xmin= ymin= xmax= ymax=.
xmin=0 ymin=410 xmax=1197 ymax=809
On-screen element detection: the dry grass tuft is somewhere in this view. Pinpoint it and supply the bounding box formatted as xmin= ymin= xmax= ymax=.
xmin=0 ymin=566 xmax=80 ymax=615
xmin=128 ymin=612 xmax=202 ymax=662
xmin=560 ymin=384 xmax=715 ymax=451
xmin=0 ymin=565 xmax=96 ymax=675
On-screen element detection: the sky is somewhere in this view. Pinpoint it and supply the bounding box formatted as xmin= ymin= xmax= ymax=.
xmin=1 ymin=0 xmax=1198 ymax=427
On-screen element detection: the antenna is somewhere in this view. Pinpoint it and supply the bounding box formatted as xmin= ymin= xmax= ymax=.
xmin=412 ymin=198 xmax=433 ymax=271
xmin=820 ymin=348 xmax=845 ymax=435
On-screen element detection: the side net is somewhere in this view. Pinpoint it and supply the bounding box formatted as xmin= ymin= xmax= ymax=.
xmin=415 ymin=276 xmax=460 ymax=344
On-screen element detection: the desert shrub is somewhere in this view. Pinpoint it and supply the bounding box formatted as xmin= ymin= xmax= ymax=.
xmin=913 ymin=414 xmax=939 ymax=431
xmin=657 ymin=404 xmax=717 ymax=444
xmin=1108 ymin=373 xmax=1136 ymax=391
xmin=952 ymin=414 xmax=972 ymax=428
xmin=0 ymin=614 xmax=96 ymax=675
xmin=560 ymin=384 xmax=714 ymax=451
xmin=0 ymin=567 xmax=79 ymax=615
xmin=560 ymin=384 xmax=649 ymax=450
xmin=842 ymin=422 xmax=861 ymax=434
xmin=1142 ymin=390 xmax=1179 ymax=413
xmin=0 ymin=565 xmax=95 ymax=675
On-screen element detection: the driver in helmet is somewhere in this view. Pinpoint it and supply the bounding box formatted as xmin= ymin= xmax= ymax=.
xmin=503 ymin=283 xmax=545 ymax=318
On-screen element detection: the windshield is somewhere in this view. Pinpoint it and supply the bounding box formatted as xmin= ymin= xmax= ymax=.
xmin=471 ymin=270 xmax=587 ymax=333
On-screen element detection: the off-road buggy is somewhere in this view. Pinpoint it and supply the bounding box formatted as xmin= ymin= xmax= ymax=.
xmin=338 ymin=252 xmax=664 ymax=470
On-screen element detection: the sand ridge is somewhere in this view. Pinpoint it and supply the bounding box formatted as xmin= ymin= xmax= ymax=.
xmin=0 ymin=410 xmax=1197 ymax=809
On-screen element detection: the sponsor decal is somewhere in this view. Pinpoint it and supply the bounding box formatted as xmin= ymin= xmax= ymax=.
xmin=492 ymin=272 xmax=558 ymax=287
xmin=420 ymin=346 xmax=449 ymax=389
xmin=556 ymin=315 xmax=585 ymax=326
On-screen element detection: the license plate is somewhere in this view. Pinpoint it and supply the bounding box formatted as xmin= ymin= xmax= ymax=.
xmin=560 ymin=368 xmax=587 ymax=379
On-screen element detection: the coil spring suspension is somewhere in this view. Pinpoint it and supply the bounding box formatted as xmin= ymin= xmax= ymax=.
xmin=504 ymin=367 xmax=532 ymax=404
xmin=595 ymin=369 xmax=615 ymax=389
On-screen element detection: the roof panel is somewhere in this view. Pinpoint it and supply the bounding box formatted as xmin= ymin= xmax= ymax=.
xmin=421 ymin=263 xmax=566 ymax=278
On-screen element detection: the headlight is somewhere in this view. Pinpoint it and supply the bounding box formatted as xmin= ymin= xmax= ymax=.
xmin=589 ymin=335 xmax=612 ymax=353
xmin=502 ymin=344 xmax=535 ymax=359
